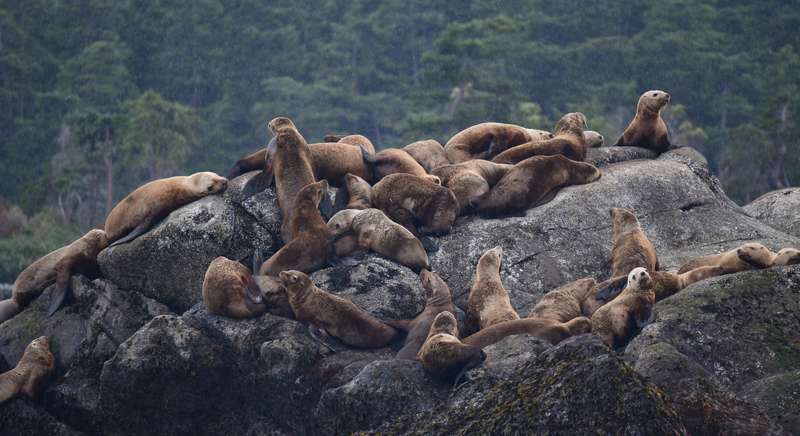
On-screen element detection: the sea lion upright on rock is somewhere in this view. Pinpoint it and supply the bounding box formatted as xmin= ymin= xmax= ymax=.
xmin=402 ymin=139 xmax=450 ymax=173
xmin=0 ymin=336 xmax=56 ymax=405
xmin=105 ymin=172 xmax=228 ymax=250
xmin=431 ymin=160 xmax=512 ymax=216
xmin=595 ymin=207 xmax=659 ymax=282
xmin=414 ymin=312 xmax=485 ymax=388
xmin=202 ymin=257 xmax=265 ymax=319
xmin=444 ymin=122 xmax=553 ymax=164
xmin=614 ymin=90 xmax=678 ymax=154
xmin=469 ymin=155 xmax=601 ymax=218
xmin=491 ymin=112 xmax=588 ymax=165
xmin=459 ymin=246 xmax=519 ymax=338
xmin=591 ymin=267 xmax=656 ymax=348
xmin=676 ymin=243 xmax=773 ymax=274
xmin=279 ymin=270 xmax=397 ymax=350
xmin=0 ymin=229 xmax=109 ymax=323
xmin=331 ymin=173 xmax=373 ymax=214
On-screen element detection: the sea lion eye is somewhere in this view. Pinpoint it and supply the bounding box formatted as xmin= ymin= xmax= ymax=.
xmin=291 ymin=275 xmax=297 ymax=282
xmin=207 ymin=186 xmax=213 ymax=191
xmin=652 ymin=93 xmax=658 ymax=97
xmin=335 ymin=223 xmax=340 ymax=228
xmin=641 ymin=272 xmax=645 ymax=276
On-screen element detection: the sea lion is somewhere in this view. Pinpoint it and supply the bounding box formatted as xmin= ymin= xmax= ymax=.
xmin=527 ymin=277 xmax=596 ymax=322
xmin=596 ymin=207 xmax=659 ymax=282
xmin=413 ymin=311 xmax=485 ymax=388
xmin=371 ymin=173 xmax=459 ymax=249
xmin=773 ymin=248 xmax=800 ymax=266
xmin=469 ymin=155 xmax=601 ymax=218
xmin=0 ymin=229 xmax=109 ymax=323
xmin=332 ymin=173 xmax=373 ymax=213
xmin=490 ymin=112 xmax=588 ymax=165
xmin=676 ymin=243 xmax=774 ymax=274
xmin=279 ymin=270 xmax=397 ymax=349
xmin=336 ymin=134 xmax=376 ymax=154
xmin=444 ymin=122 xmax=554 ymax=164
xmin=459 ymin=246 xmax=519 ymax=338
xmin=105 ymin=172 xmax=228 ymax=249
xmin=361 ymin=145 xmax=440 ymax=184
xmin=0 ymin=336 xmax=56 ymax=405
xmin=328 ymin=209 xmax=430 ymax=271
xmin=431 ymin=160 xmax=512 ymax=216
xmin=402 ymin=139 xmax=450 ymax=173
xmin=614 ymin=90 xmax=677 ymax=154
xmin=202 ymin=257 xmax=265 ymax=319
xmin=461 ymin=317 xmax=592 ymax=348
xmin=259 ymin=180 xmax=335 ymax=276
xmin=591 ymin=266 xmax=725 ymax=313
xmin=370 ymin=270 xmax=455 ymax=359
xmin=585 ymin=130 xmax=604 ymax=148
xmin=253 ymin=275 xmax=295 ymax=318
xmin=591 ymin=267 xmax=656 ymax=348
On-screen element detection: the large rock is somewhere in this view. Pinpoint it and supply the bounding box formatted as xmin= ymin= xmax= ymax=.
xmin=97 ymin=171 xmax=281 ymax=313
xmin=740 ymin=370 xmax=800 ymax=435
xmin=744 ymin=187 xmax=800 ymax=239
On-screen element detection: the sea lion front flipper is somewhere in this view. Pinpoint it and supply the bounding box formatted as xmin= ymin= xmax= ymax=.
xmin=0 ymin=299 xmax=21 ymax=324
xmin=108 ymin=212 xmax=159 ymax=252
xmin=533 ymin=186 xmax=562 ymax=207
xmin=633 ymin=307 xmax=654 ymax=328
xmin=417 ymin=234 xmax=440 ymax=252
xmin=242 ymin=168 xmax=274 ymax=199
xmin=318 ymin=185 xmax=333 ymax=219
xmin=451 ymin=348 xmax=486 ymax=389
xmin=484 ymin=138 xmax=498 ymax=159
xmin=188 ymin=301 xmax=206 ymax=314
xmin=595 ymin=276 xmax=628 ymax=301
xmin=308 ymin=325 xmax=347 ymax=353
xmin=47 ymin=258 xmax=76 ymax=317
xmin=253 ymin=249 xmax=265 ymax=275
xmin=332 ymin=186 xmax=350 ymax=216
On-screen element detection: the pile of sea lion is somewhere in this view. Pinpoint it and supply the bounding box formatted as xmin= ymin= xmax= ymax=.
xmin=2 ymin=89 xmax=799 ymax=402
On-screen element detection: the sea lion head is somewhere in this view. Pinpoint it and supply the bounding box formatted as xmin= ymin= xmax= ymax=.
xmin=203 ymin=257 xmax=265 ymax=314
xmin=28 ymin=336 xmax=51 ymax=354
xmin=323 ymin=134 xmax=342 ymax=143
xmin=477 ymin=246 xmax=503 ymax=274
xmin=82 ymin=229 xmax=110 ymax=252
xmin=584 ymin=130 xmax=604 ymax=148
xmin=526 ymin=129 xmax=555 ymax=141
xmin=562 ymin=277 xmax=596 ymax=301
xmin=554 ymin=112 xmax=587 ymax=138
xmin=736 ymin=243 xmax=773 ymax=268
xmin=189 ymin=172 xmax=228 ymax=196
xmin=429 ymin=311 xmax=459 ymax=337
xmin=627 ymin=267 xmax=652 ymax=291
xmin=609 ymin=207 xmax=640 ymax=234
xmin=268 ymin=117 xmax=298 ymax=136
xmin=773 ymin=248 xmax=800 ymax=266
xmin=279 ymin=270 xmax=312 ymax=296
xmin=638 ymin=90 xmax=670 ymax=114
xmin=420 ymin=270 xmax=452 ymax=306
xmin=328 ymin=209 xmax=361 ymax=236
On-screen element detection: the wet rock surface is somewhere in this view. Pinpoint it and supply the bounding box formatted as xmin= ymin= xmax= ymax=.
xmin=744 ymin=187 xmax=800 ymax=239
xmin=1 ymin=150 xmax=799 ymax=435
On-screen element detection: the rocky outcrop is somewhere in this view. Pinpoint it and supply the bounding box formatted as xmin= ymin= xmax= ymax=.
xmin=744 ymin=187 xmax=800 ymax=239
xmin=2 ymin=146 xmax=799 ymax=435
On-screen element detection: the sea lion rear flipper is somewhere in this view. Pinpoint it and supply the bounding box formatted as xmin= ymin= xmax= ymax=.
xmin=47 ymin=260 xmax=75 ymax=317
xmin=318 ymin=186 xmax=333 ymax=219
xmin=533 ymin=186 xmax=562 ymax=207
xmin=253 ymin=249 xmax=265 ymax=275
xmin=108 ymin=214 xmax=159 ymax=252
xmin=595 ymin=276 xmax=628 ymax=301
xmin=308 ymin=325 xmax=347 ymax=353
xmin=417 ymin=234 xmax=440 ymax=252
xmin=325 ymin=249 xmax=359 ymax=267
xmin=634 ymin=307 xmax=654 ymax=328
xmin=188 ymin=301 xmax=206 ymax=314
xmin=360 ymin=143 xmax=377 ymax=164
xmin=451 ymin=348 xmax=486 ymax=389
xmin=332 ymin=185 xmax=350 ymax=215
xmin=0 ymin=299 xmax=21 ymax=324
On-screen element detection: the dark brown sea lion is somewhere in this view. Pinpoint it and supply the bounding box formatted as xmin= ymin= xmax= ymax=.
xmin=469 ymin=155 xmax=601 ymax=218
xmin=402 ymin=139 xmax=450 ymax=173
xmin=327 ymin=209 xmax=430 ymax=272
xmin=361 ymin=145 xmax=440 ymax=184
xmin=461 ymin=317 xmax=592 ymax=348
xmin=431 ymin=160 xmax=512 ymax=216
xmin=491 ymin=112 xmax=587 ymax=165
xmin=676 ymin=243 xmax=773 ymax=274
xmin=370 ymin=270 xmax=455 ymax=359
xmin=444 ymin=123 xmax=554 ymax=164
xmin=279 ymin=270 xmax=397 ymax=350
xmin=591 ymin=268 xmax=655 ymax=348
xmin=332 ymin=173 xmax=373 ymax=212
xmin=0 ymin=336 xmax=56 ymax=405
xmin=459 ymin=246 xmax=519 ymax=338
xmin=614 ymin=90 xmax=677 ymax=154
xmin=527 ymin=277 xmax=596 ymax=322
xmin=0 ymin=229 xmax=109 ymax=323
xmin=591 ymin=266 xmax=725 ymax=309
xmin=259 ymin=180 xmax=335 ymax=276
xmin=202 ymin=257 xmax=265 ymax=319
xmin=105 ymin=172 xmax=228 ymax=249
xmin=413 ymin=311 xmax=485 ymax=388
xmin=596 ymin=207 xmax=659 ymax=282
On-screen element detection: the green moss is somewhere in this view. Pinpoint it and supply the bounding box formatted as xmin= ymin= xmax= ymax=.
xmin=765 ymin=324 xmax=800 ymax=370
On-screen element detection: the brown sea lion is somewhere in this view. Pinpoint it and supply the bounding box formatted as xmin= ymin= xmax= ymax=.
xmin=590 ymin=266 xmax=725 ymax=315
xmin=461 ymin=317 xmax=592 ymax=348
xmin=332 ymin=173 xmax=373 ymax=213
xmin=596 ymin=207 xmax=659 ymax=282
xmin=0 ymin=336 xmax=56 ymax=405
xmin=591 ymin=267 xmax=656 ymax=348
xmin=413 ymin=311 xmax=485 ymax=388
xmin=459 ymin=246 xmax=519 ymax=338
xmin=253 ymin=275 xmax=295 ymax=318
xmin=585 ymin=130 xmax=604 ymax=148
xmin=336 ymin=134 xmax=376 ymax=154
xmin=370 ymin=270 xmax=455 ymax=359
xmin=677 ymin=243 xmax=773 ymax=274
xmin=307 ymin=142 xmax=373 ymax=187
xmin=0 ymin=229 xmax=109 ymax=323
xmin=105 ymin=172 xmax=228 ymax=249
xmin=279 ymin=270 xmax=397 ymax=349
xmin=361 ymin=145 xmax=440 ymax=184
xmin=469 ymin=155 xmax=601 ymax=218
xmin=614 ymin=90 xmax=677 ymax=154
xmin=431 ymin=160 xmax=512 ymax=216
xmin=328 ymin=209 xmax=430 ymax=272
xmin=490 ymin=112 xmax=588 ymax=165
xmin=527 ymin=277 xmax=596 ymax=322
xmin=444 ymin=123 xmax=554 ymax=164
xmin=402 ymin=139 xmax=450 ymax=173
xmin=202 ymin=257 xmax=265 ymax=319
xmin=371 ymin=173 xmax=459 ymax=250
xmin=259 ymin=180 xmax=335 ymax=276
xmin=773 ymin=248 xmax=800 ymax=266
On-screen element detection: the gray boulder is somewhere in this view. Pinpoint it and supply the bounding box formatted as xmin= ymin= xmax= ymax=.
xmin=744 ymin=187 xmax=800 ymax=239
xmin=740 ymin=370 xmax=800 ymax=435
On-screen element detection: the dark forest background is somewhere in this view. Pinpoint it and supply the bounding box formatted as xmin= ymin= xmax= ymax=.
xmin=0 ymin=0 xmax=799 ymax=281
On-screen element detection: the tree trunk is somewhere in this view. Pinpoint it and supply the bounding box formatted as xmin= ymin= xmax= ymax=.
xmin=103 ymin=126 xmax=114 ymax=217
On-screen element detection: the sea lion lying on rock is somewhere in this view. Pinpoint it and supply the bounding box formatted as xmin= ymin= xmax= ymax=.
xmin=444 ymin=122 xmax=553 ymax=164
xmin=490 ymin=112 xmax=588 ymax=165
xmin=461 ymin=317 xmax=592 ymax=348
xmin=528 ymin=277 xmax=596 ymax=322
xmin=676 ymin=243 xmax=773 ymax=274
